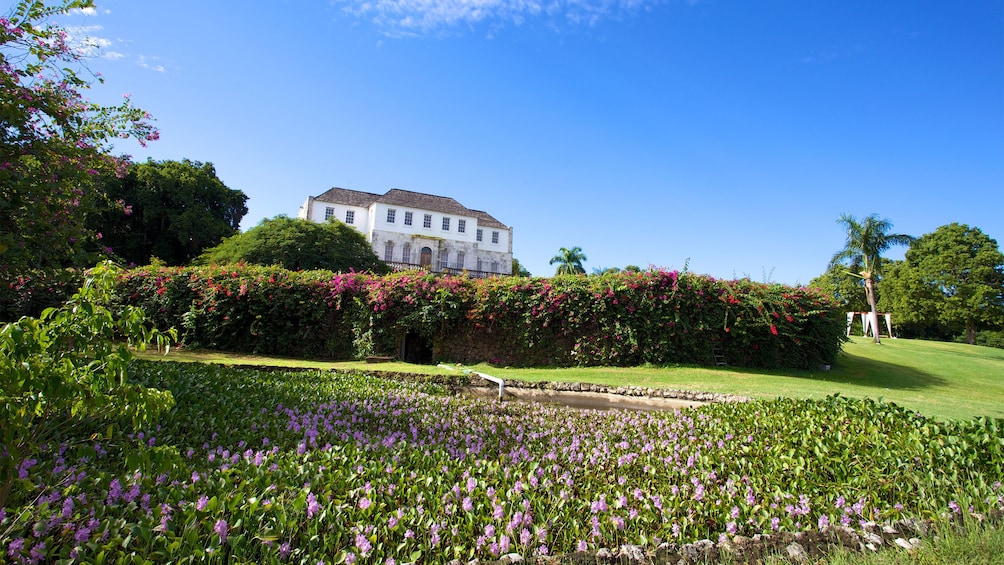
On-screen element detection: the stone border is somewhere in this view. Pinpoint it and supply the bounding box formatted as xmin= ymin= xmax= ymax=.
xmin=492 ymin=378 xmax=752 ymax=406
xmin=461 ymin=515 xmax=1004 ymax=564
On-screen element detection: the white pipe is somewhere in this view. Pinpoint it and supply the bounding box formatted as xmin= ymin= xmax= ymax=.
xmin=438 ymin=364 xmax=505 ymax=400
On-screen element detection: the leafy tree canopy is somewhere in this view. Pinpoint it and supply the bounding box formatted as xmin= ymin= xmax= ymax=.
xmin=1 ymin=0 xmax=156 ymax=272
xmin=511 ymin=258 xmax=531 ymax=277
xmin=90 ymin=159 xmax=248 ymax=266
xmin=883 ymin=223 xmax=1004 ymax=344
xmin=549 ymin=246 xmax=587 ymax=276
xmin=198 ymin=216 xmax=390 ymax=273
xmin=809 ymin=262 xmax=869 ymax=312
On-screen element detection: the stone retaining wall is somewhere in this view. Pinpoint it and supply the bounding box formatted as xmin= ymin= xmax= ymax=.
xmin=463 ymin=516 xmax=1003 ymax=564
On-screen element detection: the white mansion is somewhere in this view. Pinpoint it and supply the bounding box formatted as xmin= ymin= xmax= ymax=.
xmin=298 ymin=187 xmax=513 ymax=276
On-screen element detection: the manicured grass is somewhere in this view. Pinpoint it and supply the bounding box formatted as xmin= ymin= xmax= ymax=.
xmin=139 ymin=337 xmax=1004 ymax=421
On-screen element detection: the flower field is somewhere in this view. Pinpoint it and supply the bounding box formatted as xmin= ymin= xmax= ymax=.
xmin=3 ymin=361 xmax=1002 ymax=563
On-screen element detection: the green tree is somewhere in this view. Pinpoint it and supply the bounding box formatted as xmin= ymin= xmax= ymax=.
xmin=885 ymin=223 xmax=1004 ymax=345
xmin=810 ymin=262 xmax=869 ymax=312
xmin=511 ymin=258 xmax=531 ymax=277
xmin=549 ymin=246 xmax=587 ymax=275
xmin=91 ymin=159 xmax=248 ymax=265
xmin=1 ymin=0 xmax=156 ymax=272
xmin=199 ymin=216 xmax=390 ymax=273
xmin=877 ymin=259 xmax=953 ymax=340
xmin=0 ymin=262 xmax=175 ymax=508
xmin=830 ymin=213 xmax=913 ymax=343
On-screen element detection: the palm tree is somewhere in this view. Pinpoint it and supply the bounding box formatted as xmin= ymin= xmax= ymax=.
xmin=550 ymin=246 xmax=587 ymax=275
xmin=830 ymin=213 xmax=914 ymax=343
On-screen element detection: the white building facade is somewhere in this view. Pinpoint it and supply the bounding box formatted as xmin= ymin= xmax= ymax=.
xmin=298 ymin=187 xmax=513 ymax=276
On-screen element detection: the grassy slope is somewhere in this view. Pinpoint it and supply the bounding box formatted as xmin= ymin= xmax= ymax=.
xmin=141 ymin=337 xmax=1004 ymax=421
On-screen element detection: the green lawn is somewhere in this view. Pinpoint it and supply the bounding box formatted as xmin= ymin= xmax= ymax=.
xmin=141 ymin=336 xmax=1004 ymax=421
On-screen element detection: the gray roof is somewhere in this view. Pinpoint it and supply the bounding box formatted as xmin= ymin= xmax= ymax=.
xmin=469 ymin=209 xmax=508 ymax=229
xmin=313 ymin=187 xmax=381 ymax=208
xmin=313 ymin=186 xmax=509 ymax=228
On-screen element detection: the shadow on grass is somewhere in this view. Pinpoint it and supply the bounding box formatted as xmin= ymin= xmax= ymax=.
xmin=715 ymin=351 xmax=949 ymax=392
xmin=810 ymin=351 xmax=949 ymax=391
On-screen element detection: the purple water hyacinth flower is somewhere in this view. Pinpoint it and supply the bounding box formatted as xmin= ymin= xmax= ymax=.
xmin=354 ymin=533 xmax=372 ymax=556
xmin=214 ymin=519 xmax=228 ymax=543
xmin=279 ymin=542 xmax=291 ymax=559
xmin=18 ymin=458 xmax=36 ymax=479
xmin=8 ymin=537 xmax=25 ymax=558
xmin=577 ymin=540 xmax=588 ymax=552
xmin=726 ymin=522 xmax=737 ymax=535
xmin=818 ymin=514 xmax=830 ymax=529
xmin=125 ymin=484 xmax=141 ymax=504
xmin=307 ymin=492 xmax=321 ymax=518
xmin=106 ymin=479 xmax=123 ymax=505
xmin=196 ymin=495 xmax=209 ymax=511
xmin=29 ymin=541 xmax=45 ymax=563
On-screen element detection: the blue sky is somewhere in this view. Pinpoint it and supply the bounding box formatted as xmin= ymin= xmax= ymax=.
xmin=54 ymin=0 xmax=1003 ymax=283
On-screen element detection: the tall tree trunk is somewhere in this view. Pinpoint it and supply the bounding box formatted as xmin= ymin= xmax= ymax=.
xmin=863 ymin=276 xmax=881 ymax=344
xmin=966 ymin=320 xmax=976 ymax=345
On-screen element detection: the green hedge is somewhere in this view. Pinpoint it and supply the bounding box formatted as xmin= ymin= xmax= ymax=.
xmin=113 ymin=265 xmax=845 ymax=369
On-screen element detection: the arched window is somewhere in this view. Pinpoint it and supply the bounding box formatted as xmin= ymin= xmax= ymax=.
xmin=384 ymin=241 xmax=394 ymax=262
xmin=420 ymin=247 xmax=433 ymax=268
xmin=402 ymin=243 xmax=411 ymax=264
xmin=455 ymin=251 xmax=465 ymax=269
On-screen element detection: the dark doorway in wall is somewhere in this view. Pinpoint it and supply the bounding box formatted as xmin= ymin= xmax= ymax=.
xmin=403 ymin=332 xmax=433 ymax=364
xmin=420 ymin=247 xmax=433 ymax=268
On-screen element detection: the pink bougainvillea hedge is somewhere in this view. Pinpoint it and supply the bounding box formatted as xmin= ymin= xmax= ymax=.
xmin=112 ymin=265 xmax=845 ymax=370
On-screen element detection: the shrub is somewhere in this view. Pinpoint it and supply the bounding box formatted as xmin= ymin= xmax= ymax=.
xmin=115 ymin=266 xmax=846 ymax=370
xmin=0 ymin=269 xmax=82 ymax=322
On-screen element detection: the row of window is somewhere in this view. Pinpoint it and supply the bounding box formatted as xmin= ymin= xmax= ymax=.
xmin=325 ymin=207 xmax=357 ymax=225
xmin=382 ymin=242 xmax=500 ymax=273
xmin=324 ymin=206 xmax=502 ymax=244
xmin=385 ymin=208 xmax=499 ymax=243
